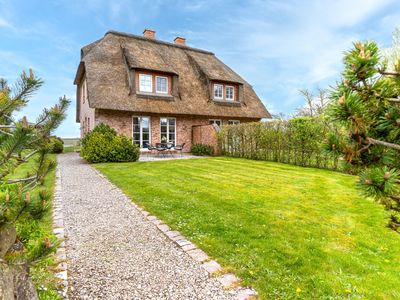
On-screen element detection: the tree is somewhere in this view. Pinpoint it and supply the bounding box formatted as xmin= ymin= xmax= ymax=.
xmin=295 ymin=88 xmax=330 ymax=117
xmin=328 ymin=41 xmax=400 ymax=231
xmin=382 ymin=27 xmax=400 ymax=72
xmin=0 ymin=70 xmax=70 ymax=296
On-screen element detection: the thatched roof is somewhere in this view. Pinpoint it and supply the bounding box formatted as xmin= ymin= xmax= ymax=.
xmin=74 ymin=30 xmax=270 ymax=119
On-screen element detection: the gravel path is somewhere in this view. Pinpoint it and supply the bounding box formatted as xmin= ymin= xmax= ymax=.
xmin=58 ymin=153 xmax=234 ymax=300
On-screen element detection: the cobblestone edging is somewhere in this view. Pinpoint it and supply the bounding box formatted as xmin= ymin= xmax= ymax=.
xmin=94 ymin=169 xmax=257 ymax=300
xmin=52 ymin=167 xmax=68 ymax=299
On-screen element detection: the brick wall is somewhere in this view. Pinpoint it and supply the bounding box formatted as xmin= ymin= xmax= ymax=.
xmin=192 ymin=124 xmax=220 ymax=155
xmin=78 ymin=78 xmax=95 ymax=138
xmin=96 ymin=109 xmax=133 ymax=137
xmin=94 ymin=110 xmax=258 ymax=152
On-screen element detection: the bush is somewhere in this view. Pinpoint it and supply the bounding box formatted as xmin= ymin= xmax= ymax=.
xmin=80 ymin=123 xmax=140 ymax=163
xmin=49 ymin=137 xmax=63 ymax=153
xmin=191 ymin=143 xmax=214 ymax=156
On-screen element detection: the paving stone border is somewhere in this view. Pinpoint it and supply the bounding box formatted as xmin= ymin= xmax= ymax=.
xmin=52 ymin=167 xmax=68 ymax=299
xmin=93 ymin=168 xmax=258 ymax=300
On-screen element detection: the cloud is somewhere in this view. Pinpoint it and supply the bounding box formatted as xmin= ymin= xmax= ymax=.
xmin=188 ymin=0 xmax=394 ymax=113
xmin=0 ymin=16 xmax=13 ymax=29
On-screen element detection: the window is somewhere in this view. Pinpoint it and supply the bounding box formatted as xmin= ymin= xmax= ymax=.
xmin=160 ymin=117 xmax=176 ymax=145
xmin=133 ymin=116 xmax=151 ymax=148
xmin=226 ymin=86 xmax=234 ymax=101
xmin=213 ymin=84 xmax=223 ymax=100
xmin=139 ymin=74 xmax=152 ymax=93
xmin=81 ymin=79 xmax=87 ymax=103
xmin=228 ymin=120 xmax=240 ymax=125
xmin=209 ymin=119 xmax=222 ymax=127
xmin=156 ymin=76 xmax=168 ymax=94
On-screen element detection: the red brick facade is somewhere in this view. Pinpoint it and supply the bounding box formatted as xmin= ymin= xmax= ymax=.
xmin=92 ymin=109 xmax=256 ymax=152
xmin=192 ymin=124 xmax=220 ymax=155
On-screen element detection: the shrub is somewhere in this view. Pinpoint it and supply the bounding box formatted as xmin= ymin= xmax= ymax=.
xmin=191 ymin=143 xmax=214 ymax=156
xmin=218 ymin=118 xmax=342 ymax=170
xmin=49 ymin=137 xmax=63 ymax=153
xmin=81 ymin=123 xmax=140 ymax=163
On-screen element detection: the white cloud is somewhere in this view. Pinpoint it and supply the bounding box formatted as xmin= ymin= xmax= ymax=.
xmin=190 ymin=0 xmax=394 ymax=113
xmin=0 ymin=16 xmax=13 ymax=29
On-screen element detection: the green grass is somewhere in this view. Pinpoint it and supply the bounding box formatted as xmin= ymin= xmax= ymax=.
xmin=95 ymin=157 xmax=400 ymax=299
xmin=63 ymin=145 xmax=79 ymax=153
xmin=6 ymin=154 xmax=61 ymax=299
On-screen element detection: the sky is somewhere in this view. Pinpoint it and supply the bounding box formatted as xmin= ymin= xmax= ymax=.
xmin=1 ymin=0 xmax=400 ymax=137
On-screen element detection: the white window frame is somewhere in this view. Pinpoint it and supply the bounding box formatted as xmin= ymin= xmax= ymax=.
xmin=213 ymin=84 xmax=223 ymax=100
xmin=228 ymin=120 xmax=240 ymax=125
xmin=81 ymin=78 xmax=87 ymax=103
xmin=209 ymin=119 xmax=222 ymax=127
xmin=160 ymin=117 xmax=176 ymax=145
xmin=139 ymin=74 xmax=153 ymax=93
xmin=133 ymin=116 xmax=151 ymax=148
xmin=155 ymin=76 xmax=168 ymax=94
xmin=226 ymin=85 xmax=234 ymax=101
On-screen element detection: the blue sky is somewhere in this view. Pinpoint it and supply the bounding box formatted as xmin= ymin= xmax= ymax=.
xmin=1 ymin=0 xmax=400 ymax=137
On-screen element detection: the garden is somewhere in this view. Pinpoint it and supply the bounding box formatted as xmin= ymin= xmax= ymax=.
xmin=96 ymin=157 xmax=400 ymax=299
xmin=93 ymin=39 xmax=400 ymax=299
xmin=1 ymin=24 xmax=400 ymax=300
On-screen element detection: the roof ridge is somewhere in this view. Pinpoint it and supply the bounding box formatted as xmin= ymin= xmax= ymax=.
xmin=105 ymin=30 xmax=215 ymax=55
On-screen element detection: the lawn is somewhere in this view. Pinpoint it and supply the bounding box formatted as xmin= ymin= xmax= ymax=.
xmin=63 ymin=145 xmax=79 ymax=153
xmin=95 ymin=157 xmax=400 ymax=299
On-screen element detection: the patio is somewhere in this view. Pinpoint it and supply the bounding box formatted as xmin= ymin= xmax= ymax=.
xmin=139 ymin=151 xmax=204 ymax=162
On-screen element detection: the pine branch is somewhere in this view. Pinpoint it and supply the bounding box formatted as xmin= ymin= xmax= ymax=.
xmin=7 ymin=175 xmax=36 ymax=184
xmin=367 ymin=137 xmax=400 ymax=151
xmin=0 ymin=129 xmax=13 ymax=136
xmin=378 ymin=69 xmax=400 ymax=76
xmin=357 ymin=142 xmax=372 ymax=154
xmin=22 ymin=149 xmax=39 ymax=161
xmin=10 ymin=70 xmax=43 ymax=103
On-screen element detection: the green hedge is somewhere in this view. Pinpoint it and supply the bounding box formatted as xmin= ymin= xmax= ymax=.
xmin=49 ymin=137 xmax=64 ymax=154
xmin=218 ymin=117 xmax=342 ymax=170
xmin=191 ymin=143 xmax=214 ymax=156
xmin=81 ymin=123 xmax=140 ymax=163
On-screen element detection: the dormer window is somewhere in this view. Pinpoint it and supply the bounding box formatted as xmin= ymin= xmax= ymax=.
xmin=212 ymin=82 xmax=237 ymax=101
xmin=136 ymin=72 xmax=172 ymax=96
xmin=213 ymin=84 xmax=223 ymax=100
xmin=226 ymin=86 xmax=234 ymax=101
xmin=139 ymin=74 xmax=152 ymax=92
xmin=156 ymin=76 xmax=168 ymax=94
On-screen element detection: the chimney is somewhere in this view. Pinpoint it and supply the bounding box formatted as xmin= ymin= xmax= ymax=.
xmin=174 ymin=36 xmax=186 ymax=45
xmin=143 ymin=29 xmax=156 ymax=39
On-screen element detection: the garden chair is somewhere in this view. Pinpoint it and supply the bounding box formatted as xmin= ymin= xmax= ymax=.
xmin=174 ymin=143 xmax=185 ymax=157
xmin=166 ymin=142 xmax=175 ymax=157
xmin=146 ymin=144 xmax=156 ymax=157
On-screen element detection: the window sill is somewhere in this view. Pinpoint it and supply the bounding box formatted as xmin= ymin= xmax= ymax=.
xmin=136 ymin=92 xmax=175 ymax=101
xmin=213 ymin=99 xmax=241 ymax=107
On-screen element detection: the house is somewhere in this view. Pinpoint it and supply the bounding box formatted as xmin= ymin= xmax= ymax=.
xmin=74 ymin=29 xmax=270 ymax=152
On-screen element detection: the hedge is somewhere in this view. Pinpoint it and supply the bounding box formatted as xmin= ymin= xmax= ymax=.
xmin=191 ymin=143 xmax=214 ymax=156
xmin=218 ymin=117 xmax=342 ymax=170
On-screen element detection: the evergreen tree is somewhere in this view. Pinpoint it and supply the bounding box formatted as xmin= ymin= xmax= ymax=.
xmin=328 ymin=41 xmax=400 ymax=231
xmin=0 ymin=70 xmax=69 ymax=295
